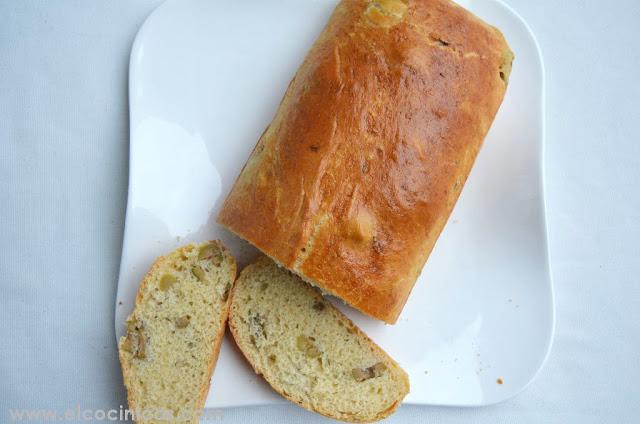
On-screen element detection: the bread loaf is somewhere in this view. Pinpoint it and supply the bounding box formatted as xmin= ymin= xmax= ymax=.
xmin=118 ymin=241 xmax=236 ymax=423
xmin=228 ymin=257 xmax=410 ymax=422
xmin=218 ymin=0 xmax=513 ymax=323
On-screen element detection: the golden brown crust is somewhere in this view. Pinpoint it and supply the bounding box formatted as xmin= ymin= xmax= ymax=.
xmin=227 ymin=257 xmax=410 ymax=422
xmin=118 ymin=241 xmax=236 ymax=423
xmin=218 ymin=0 xmax=513 ymax=323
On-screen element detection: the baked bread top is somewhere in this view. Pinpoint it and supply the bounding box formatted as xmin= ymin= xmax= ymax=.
xmin=218 ymin=0 xmax=513 ymax=323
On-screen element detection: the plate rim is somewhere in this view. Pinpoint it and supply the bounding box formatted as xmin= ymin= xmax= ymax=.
xmin=488 ymin=0 xmax=556 ymax=407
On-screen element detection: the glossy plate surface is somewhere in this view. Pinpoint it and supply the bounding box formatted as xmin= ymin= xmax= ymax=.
xmin=116 ymin=0 xmax=553 ymax=407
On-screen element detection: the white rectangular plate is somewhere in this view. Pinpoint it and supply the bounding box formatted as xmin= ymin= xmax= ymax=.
xmin=116 ymin=0 xmax=553 ymax=407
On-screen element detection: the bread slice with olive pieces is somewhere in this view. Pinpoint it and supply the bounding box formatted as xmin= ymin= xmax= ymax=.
xmin=118 ymin=241 xmax=236 ymax=424
xmin=228 ymin=257 xmax=409 ymax=422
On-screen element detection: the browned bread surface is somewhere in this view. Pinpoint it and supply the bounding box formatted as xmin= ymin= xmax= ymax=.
xmin=218 ymin=0 xmax=513 ymax=323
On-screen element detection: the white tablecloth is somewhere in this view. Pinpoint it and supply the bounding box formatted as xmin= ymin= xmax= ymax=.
xmin=1 ymin=1 xmax=639 ymax=422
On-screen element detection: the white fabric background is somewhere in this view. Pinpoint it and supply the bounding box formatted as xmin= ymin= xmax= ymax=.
xmin=1 ymin=1 xmax=638 ymax=423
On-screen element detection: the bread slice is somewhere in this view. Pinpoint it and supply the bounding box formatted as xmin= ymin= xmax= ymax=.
xmin=228 ymin=257 xmax=409 ymax=422
xmin=118 ymin=241 xmax=236 ymax=424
